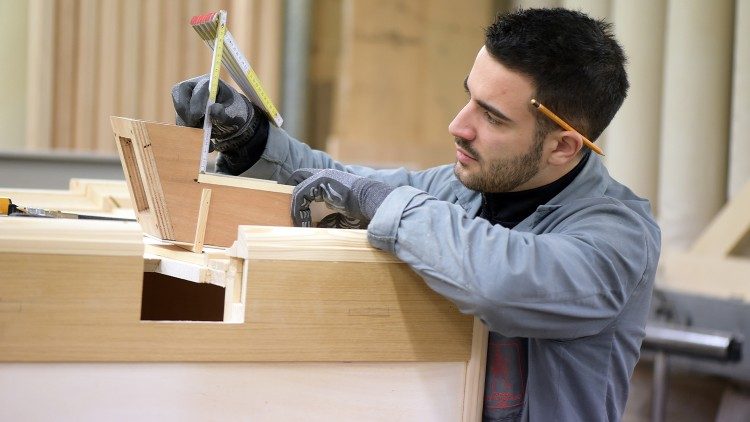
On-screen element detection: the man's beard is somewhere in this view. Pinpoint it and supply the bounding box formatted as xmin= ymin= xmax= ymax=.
xmin=454 ymin=135 xmax=544 ymax=193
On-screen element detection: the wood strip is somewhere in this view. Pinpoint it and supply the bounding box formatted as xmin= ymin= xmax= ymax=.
xmin=191 ymin=188 xmax=212 ymax=253
xmin=223 ymin=256 xmax=245 ymax=322
xmin=118 ymin=0 xmax=142 ymax=120
xmin=462 ymin=317 xmax=489 ymax=422
xmin=72 ymin=0 xmax=100 ymax=151
xmin=0 ymin=218 xmax=143 ymax=256
xmin=95 ymin=0 xmax=120 ymax=153
xmin=139 ymin=0 xmax=161 ymax=121
xmin=53 ymin=0 xmax=78 ymax=149
xmin=184 ymin=0 xmax=209 ymax=78
xmin=197 ymin=172 xmax=293 ymax=194
xmin=257 ymin=0 xmax=282 ymax=101
xmin=25 ymin=0 xmax=56 ymax=150
xmin=231 ymin=225 xmax=400 ymax=263
xmin=159 ymin=0 xmax=186 ymax=123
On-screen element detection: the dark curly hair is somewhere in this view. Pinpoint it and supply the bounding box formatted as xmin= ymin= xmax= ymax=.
xmin=485 ymin=8 xmax=629 ymax=142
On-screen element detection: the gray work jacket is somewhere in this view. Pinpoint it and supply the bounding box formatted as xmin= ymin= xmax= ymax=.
xmin=242 ymin=126 xmax=662 ymax=421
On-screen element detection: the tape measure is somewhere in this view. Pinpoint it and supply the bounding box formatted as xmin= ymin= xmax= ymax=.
xmin=190 ymin=10 xmax=283 ymax=174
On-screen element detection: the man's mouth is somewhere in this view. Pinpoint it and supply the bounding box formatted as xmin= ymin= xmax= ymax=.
xmin=456 ymin=147 xmax=477 ymax=164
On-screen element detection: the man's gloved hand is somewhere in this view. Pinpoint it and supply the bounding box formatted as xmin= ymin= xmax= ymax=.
xmin=289 ymin=169 xmax=394 ymax=228
xmin=171 ymin=75 xmax=260 ymax=153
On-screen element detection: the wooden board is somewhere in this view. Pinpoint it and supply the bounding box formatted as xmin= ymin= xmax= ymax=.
xmin=0 ymin=362 xmax=468 ymax=421
xmin=0 ymin=219 xmax=474 ymax=362
xmin=111 ymin=116 xmax=293 ymax=247
xmin=0 ymin=178 xmax=132 ymax=218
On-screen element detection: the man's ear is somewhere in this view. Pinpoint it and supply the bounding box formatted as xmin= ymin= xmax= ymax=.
xmin=548 ymin=130 xmax=584 ymax=165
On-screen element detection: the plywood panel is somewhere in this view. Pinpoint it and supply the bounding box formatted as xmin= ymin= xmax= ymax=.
xmin=95 ymin=0 xmax=119 ymax=153
xmin=72 ymin=0 xmax=99 ymax=151
xmin=52 ymin=0 xmax=78 ymax=149
xmin=329 ymin=0 xmax=493 ymax=169
xmin=0 ymin=362 xmax=466 ymax=421
xmin=25 ymin=0 xmax=56 ymax=150
xmin=111 ymin=117 xmax=292 ymax=247
xmin=0 ymin=218 xmax=473 ymax=362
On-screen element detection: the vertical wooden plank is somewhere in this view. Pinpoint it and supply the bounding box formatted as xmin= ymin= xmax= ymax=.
xmin=308 ymin=0 xmax=342 ymax=149
xmin=73 ymin=0 xmax=100 ymax=151
xmin=158 ymin=0 xmax=186 ymax=123
xmin=229 ymin=0 xmax=258 ymax=57
xmin=184 ymin=0 xmax=209 ymax=79
xmin=96 ymin=0 xmax=119 ymax=152
xmin=118 ymin=0 xmax=142 ymax=120
xmin=139 ymin=0 xmax=161 ymax=121
xmin=53 ymin=0 xmax=78 ymax=149
xmin=25 ymin=0 xmax=56 ymax=150
xmin=462 ymin=318 xmax=489 ymax=422
xmin=257 ymin=0 xmax=282 ymax=102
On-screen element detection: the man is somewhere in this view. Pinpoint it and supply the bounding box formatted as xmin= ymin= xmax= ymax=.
xmin=173 ymin=8 xmax=660 ymax=421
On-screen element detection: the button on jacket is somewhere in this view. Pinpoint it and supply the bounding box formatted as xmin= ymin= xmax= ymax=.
xmin=242 ymin=126 xmax=662 ymax=421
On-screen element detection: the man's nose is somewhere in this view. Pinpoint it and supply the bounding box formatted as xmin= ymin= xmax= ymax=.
xmin=448 ymin=103 xmax=476 ymax=141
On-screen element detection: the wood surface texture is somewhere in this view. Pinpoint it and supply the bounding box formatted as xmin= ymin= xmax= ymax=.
xmin=0 ymin=178 xmax=132 ymax=218
xmin=0 ymin=362 xmax=468 ymax=421
xmin=231 ymin=225 xmax=400 ymax=263
xmin=0 ymin=219 xmax=474 ymax=363
xmin=328 ymin=0 xmax=493 ymax=169
xmin=111 ymin=117 xmax=292 ymax=247
xmin=25 ymin=0 xmax=282 ymax=153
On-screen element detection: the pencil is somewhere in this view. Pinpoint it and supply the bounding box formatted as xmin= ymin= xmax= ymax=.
xmin=530 ymin=99 xmax=604 ymax=156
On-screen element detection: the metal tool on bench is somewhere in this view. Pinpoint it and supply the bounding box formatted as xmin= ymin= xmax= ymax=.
xmin=642 ymin=322 xmax=743 ymax=422
xmin=0 ymin=197 xmax=135 ymax=221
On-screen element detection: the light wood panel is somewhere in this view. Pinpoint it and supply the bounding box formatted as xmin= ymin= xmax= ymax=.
xmin=231 ymin=225 xmax=399 ymax=263
xmin=328 ymin=0 xmax=493 ymax=169
xmin=0 ymin=362 xmax=468 ymax=421
xmin=0 ymin=218 xmax=474 ymax=362
xmin=24 ymin=0 xmax=282 ymax=153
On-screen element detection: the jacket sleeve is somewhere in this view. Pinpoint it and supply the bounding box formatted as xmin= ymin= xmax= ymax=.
xmin=237 ymin=126 xmax=457 ymax=194
xmin=367 ymin=186 xmax=659 ymax=340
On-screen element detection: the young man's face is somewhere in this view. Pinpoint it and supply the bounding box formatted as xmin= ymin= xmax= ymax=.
xmin=449 ymin=47 xmax=548 ymax=193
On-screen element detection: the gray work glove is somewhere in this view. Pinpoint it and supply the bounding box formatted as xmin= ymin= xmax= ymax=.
xmin=171 ymin=75 xmax=267 ymax=174
xmin=288 ymin=169 xmax=394 ymax=228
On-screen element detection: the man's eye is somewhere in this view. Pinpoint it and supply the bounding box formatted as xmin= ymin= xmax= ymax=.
xmin=485 ymin=111 xmax=501 ymax=125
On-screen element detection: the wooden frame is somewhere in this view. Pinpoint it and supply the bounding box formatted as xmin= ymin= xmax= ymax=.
xmin=111 ymin=116 xmax=293 ymax=247
xmin=0 ymin=217 xmax=488 ymax=420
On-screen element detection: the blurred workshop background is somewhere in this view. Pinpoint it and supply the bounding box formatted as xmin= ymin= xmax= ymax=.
xmin=0 ymin=0 xmax=748 ymax=420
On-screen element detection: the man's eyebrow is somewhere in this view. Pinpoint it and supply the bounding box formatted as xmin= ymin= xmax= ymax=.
xmin=463 ymin=76 xmax=513 ymax=124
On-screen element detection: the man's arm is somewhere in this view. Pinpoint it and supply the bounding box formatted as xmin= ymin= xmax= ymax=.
xmin=367 ymin=187 xmax=660 ymax=340
xmin=238 ymin=125 xmax=459 ymax=193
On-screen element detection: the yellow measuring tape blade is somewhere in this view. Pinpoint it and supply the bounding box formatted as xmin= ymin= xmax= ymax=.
xmin=191 ymin=10 xmax=283 ymax=128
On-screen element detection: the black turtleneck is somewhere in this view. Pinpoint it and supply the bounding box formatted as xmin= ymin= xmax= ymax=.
xmin=478 ymin=151 xmax=590 ymax=228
